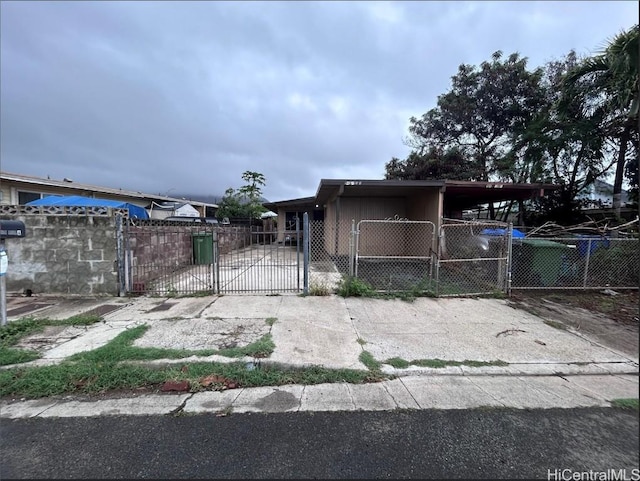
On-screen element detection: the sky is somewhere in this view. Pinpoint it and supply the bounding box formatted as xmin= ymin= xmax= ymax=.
xmin=1 ymin=1 xmax=638 ymax=202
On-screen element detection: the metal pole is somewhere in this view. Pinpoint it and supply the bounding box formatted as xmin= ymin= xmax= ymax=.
xmin=1 ymin=239 xmax=7 ymax=326
xmin=303 ymin=212 xmax=309 ymax=295
xmin=583 ymin=239 xmax=592 ymax=288
xmin=296 ymin=216 xmax=300 ymax=290
xmin=506 ymin=222 xmax=513 ymax=295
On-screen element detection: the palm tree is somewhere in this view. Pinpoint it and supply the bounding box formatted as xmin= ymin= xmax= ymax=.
xmin=563 ymin=24 xmax=639 ymax=218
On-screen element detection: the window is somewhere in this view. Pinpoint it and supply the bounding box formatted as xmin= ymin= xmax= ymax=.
xmin=18 ymin=191 xmax=42 ymax=205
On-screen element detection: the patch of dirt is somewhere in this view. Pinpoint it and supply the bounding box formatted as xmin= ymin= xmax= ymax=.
xmin=508 ymin=290 xmax=639 ymax=358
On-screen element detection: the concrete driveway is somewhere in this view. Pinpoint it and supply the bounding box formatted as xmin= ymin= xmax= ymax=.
xmin=4 ymin=293 xmax=638 ymax=376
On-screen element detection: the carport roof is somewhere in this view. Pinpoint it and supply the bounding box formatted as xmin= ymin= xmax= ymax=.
xmin=265 ymin=179 xmax=558 ymax=211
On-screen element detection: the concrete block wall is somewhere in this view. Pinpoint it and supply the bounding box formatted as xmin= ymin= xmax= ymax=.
xmin=217 ymin=226 xmax=251 ymax=255
xmin=127 ymin=226 xmax=193 ymax=288
xmin=3 ymin=213 xmax=119 ymax=295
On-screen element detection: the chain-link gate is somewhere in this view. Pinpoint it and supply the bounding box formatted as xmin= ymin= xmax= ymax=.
xmin=437 ymin=221 xmax=511 ymax=296
xmin=355 ymin=219 xmax=436 ymax=292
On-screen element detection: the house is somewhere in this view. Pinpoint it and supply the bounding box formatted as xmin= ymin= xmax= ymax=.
xmin=264 ymin=179 xmax=557 ymax=256
xmin=148 ymin=201 xmax=200 ymax=219
xmin=0 ymin=171 xmax=218 ymax=217
xmin=578 ymin=179 xmax=630 ymax=209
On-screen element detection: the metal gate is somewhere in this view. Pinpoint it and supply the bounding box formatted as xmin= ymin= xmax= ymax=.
xmin=437 ymin=221 xmax=511 ymax=296
xmin=355 ymin=219 xmax=436 ymax=292
xmin=120 ymin=219 xmax=303 ymax=295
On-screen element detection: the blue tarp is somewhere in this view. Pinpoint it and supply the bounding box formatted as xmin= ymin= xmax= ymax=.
xmin=27 ymin=195 xmax=149 ymax=219
xmin=481 ymin=228 xmax=526 ymax=238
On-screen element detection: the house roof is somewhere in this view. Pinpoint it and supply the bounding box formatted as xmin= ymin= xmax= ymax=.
xmin=314 ymin=178 xmax=557 ymax=209
xmin=263 ymin=196 xmax=318 ymax=211
xmin=0 ymin=171 xmax=218 ymax=209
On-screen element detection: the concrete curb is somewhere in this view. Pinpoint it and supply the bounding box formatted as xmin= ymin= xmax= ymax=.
xmin=1 ymin=374 xmax=638 ymax=419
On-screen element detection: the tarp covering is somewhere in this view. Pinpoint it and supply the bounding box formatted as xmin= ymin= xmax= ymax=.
xmin=27 ymin=195 xmax=149 ymax=219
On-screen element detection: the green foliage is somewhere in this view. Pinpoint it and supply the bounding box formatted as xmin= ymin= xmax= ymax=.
xmin=336 ymin=276 xmax=376 ymax=297
xmin=359 ymin=350 xmax=382 ymax=371
xmin=386 ymin=358 xmax=509 ymax=369
xmin=68 ymin=326 xmax=275 ymax=363
xmin=0 ymin=358 xmax=386 ymax=399
xmin=0 ymin=315 xmax=103 ymax=366
xmin=217 ymin=171 xmax=268 ymax=220
xmin=390 ymin=25 xmax=639 ymax=224
xmin=610 ymin=398 xmax=640 ymax=410
xmin=0 ymin=347 xmax=40 ymax=366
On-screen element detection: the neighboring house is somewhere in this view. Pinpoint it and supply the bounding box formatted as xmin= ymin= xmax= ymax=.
xmin=148 ymin=201 xmax=200 ymax=219
xmin=0 ymin=171 xmax=218 ymax=217
xmin=578 ymin=179 xmax=630 ymax=209
xmin=264 ymin=179 xmax=557 ymax=255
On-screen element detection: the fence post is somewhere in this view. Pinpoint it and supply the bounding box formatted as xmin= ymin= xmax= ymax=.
xmin=211 ymin=228 xmax=218 ymax=294
xmin=303 ymin=212 xmax=309 ymax=295
xmin=115 ymin=213 xmax=126 ymax=297
xmin=506 ymin=222 xmax=513 ymax=295
xmin=582 ymin=238 xmax=592 ymax=288
xmin=350 ymin=219 xmax=357 ymax=278
xmin=435 ymin=225 xmax=443 ymax=297
xmin=296 ymin=216 xmax=300 ymax=290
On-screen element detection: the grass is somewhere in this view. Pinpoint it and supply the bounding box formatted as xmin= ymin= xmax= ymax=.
xmin=3 ymin=316 xmax=396 ymax=399
xmin=0 ymin=315 xmax=103 ymax=366
xmin=308 ymin=281 xmax=332 ymax=296
xmin=265 ymin=317 xmax=277 ymax=326
xmin=358 ymin=350 xmax=381 ymax=371
xmin=67 ymin=326 xmax=276 ymax=363
xmin=543 ymin=320 xmax=567 ymax=330
xmin=610 ymin=398 xmax=639 ymax=410
xmin=356 ymin=338 xmax=367 ymax=345
xmin=384 ymin=357 xmax=509 ymax=369
xmin=336 ymin=276 xmax=436 ymax=302
xmin=0 ymin=359 xmax=387 ymax=399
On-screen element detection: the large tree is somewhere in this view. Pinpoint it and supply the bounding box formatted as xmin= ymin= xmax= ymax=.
xmin=563 ymin=24 xmax=639 ymax=218
xmin=399 ymin=51 xmax=546 ymax=184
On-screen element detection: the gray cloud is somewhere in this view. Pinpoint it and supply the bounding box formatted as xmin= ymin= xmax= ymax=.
xmin=1 ymin=1 xmax=637 ymax=201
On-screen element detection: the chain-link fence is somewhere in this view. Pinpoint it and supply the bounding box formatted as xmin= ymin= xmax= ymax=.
xmin=437 ymin=221 xmax=511 ymax=296
xmin=510 ymin=236 xmax=639 ymax=290
xmin=304 ymin=218 xmax=638 ymax=296
xmin=308 ymin=220 xmax=349 ymax=293
xmin=355 ymin=220 xmax=436 ymax=292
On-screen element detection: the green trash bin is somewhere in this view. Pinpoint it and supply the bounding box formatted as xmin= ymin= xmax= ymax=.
xmin=193 ymin=233 xmax=213 ymax=264
xmin=519 ymin=239 xmax=569 ymax=287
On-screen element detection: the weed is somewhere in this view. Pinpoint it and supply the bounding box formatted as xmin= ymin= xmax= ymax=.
xmin=0 ymin=347 xmax=40 ymax=366
xmin=385 ymin=357 xmax=410 ymax=369
xmin=0 ymin=316 xmax=102 ymax=366
xmin=381 ymin=356 xmax=508 ymax=369
xmin=336 ymin=277 xmax=377 ymax=298
xmin=356 ymin=338 xmax=367 ymax=345
xmin=67 ymin=326 xmax=276 ymax=363
xmin=179 ymin=290 xmax=214 ymax=298
xmin=0 ymin=360 xmax=387 ymax=399
xmin=610 ymin=398 xmax=639 ymax=410
xmin=309 ymin=282 xmax=332 ymax=296
xmin=265 ymin=317 xmax=277 ymax=327
xmin=543 ymin=320 xmax=567 ymax=330
xmin=359 ymin=350 xmax=381 ymax=371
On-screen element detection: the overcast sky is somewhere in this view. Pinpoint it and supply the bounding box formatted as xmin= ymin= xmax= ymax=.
xmin=1 ymin=1 xmax=637 ymax=202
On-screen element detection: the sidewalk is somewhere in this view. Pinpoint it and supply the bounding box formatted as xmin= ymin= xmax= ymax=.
xmin=1 ymin=293 xmax=638 ymax=418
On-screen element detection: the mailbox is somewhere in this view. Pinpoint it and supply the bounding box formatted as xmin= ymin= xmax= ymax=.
xmin=0 ymin=220 xmax=26 ymax=239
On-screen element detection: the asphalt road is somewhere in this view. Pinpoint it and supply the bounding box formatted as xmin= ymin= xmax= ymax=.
xmin=1 ymin=408 xmax=638 ymax=479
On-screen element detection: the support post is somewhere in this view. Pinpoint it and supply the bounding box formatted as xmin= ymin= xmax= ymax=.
xmin=0 ymin=239 xmax=7 ymax=326
xmin=303 ymin=212 xmax=309 ymax=295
